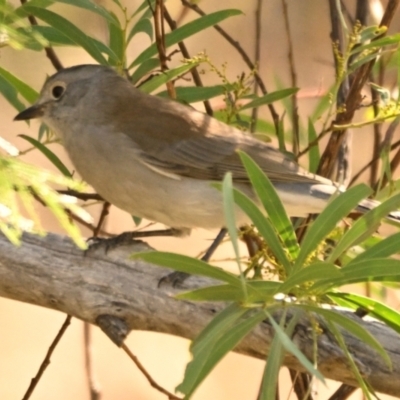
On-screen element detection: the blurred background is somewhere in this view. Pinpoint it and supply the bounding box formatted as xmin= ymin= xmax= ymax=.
xmin=1 ymin=0 xmax=399 ymax=399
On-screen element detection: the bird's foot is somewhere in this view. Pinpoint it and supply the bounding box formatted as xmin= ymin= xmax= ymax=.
xmin=158 ymin=271 xmax=190 ymax=288
xmin=86 ymin=228 xmax=186 ymax=255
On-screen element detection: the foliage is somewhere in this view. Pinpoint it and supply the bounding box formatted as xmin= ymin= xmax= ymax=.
xmin=1 ymin=0 xmax=400 ymax=399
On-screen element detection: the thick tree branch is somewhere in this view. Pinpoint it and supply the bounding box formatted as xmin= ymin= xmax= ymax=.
xmin=0 ymin=233 xmax=399 ymax=396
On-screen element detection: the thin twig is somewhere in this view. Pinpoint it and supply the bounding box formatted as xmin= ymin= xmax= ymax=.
xmin=289 ymin=370 xmax=314 ymax=400
xmin=327 ymin=0 xmax=352 ymax=184
xmin=154 ymin=0 xmax=176 ymax=98
xmin=163 ymin=7 xmax=213 ymax=116
xmin=281 ymin=0 xmax=300 ymax=155
xmin=121 ymin=343 xmax=182 ymax=400
xmin=373 ymin=116 xmax=400 ymax=191
xmin=250 ymin=0 xmax=262 ymax=133
xmin=327 ymin=383 xmax=357 ymax=400
xmin=180 ymin=0 xmax=280 ymax=134
xmin=57 ymin=190 xmax=103 ymax=201
xmin=317 ymin=0 xmax=400 ymax=177
xmin=19 ymin=0 xmax=63 ymax=70
xmin=21 ymin=315 xmax=72 ymax=400
xmin=84 ymin=322 xmax=101 ymax=400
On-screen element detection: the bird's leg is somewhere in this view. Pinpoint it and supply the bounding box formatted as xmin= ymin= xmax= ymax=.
xmin=158 ymin=228 xmax=228 ymax=288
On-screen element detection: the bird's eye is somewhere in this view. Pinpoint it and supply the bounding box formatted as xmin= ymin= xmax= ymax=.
xmin=52 ymin=85 xmax=65 ymax=99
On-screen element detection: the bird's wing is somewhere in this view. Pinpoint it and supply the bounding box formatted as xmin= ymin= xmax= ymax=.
xmin=137 ymin=133 xmax=330 ymax=185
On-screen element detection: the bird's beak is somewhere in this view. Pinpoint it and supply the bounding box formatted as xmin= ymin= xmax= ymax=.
xmin=14 ymin=103 xmax=44 ymax=121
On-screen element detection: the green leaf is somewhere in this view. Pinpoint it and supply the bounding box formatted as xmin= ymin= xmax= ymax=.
xmin=279 ymin=261 xmax=341 ymax=293
xmin=18 ymin=135 xmax=72 ymax=177
xmin=311 ymin=258 xmax=400 ymax=292
xmin=178 ymin=308 xmax=266 ymax=397
xmin=176 ymin=280 xmax=281 ymax=302
xmin=131 ymin=0 xmax=155 ymax=18
xmin=127 ymin=17 xmax=153 ymax=43
xmin=177 ymin=304 xmax=248 ymax=396
xmin=107 ymin=12 xmax=124 ymax=65
xmin=354 ymin=231 xmax=400 ymax=262
xmin=56 ymin=0 xmax=119 ymax=26
xmin=130 ymin=9 xmax=242 ymax=68
xmin=157 ymin=85 xmax=231 ymax=104
xmin=299 ymin=305 xmax=391 ymax=368
xmin=231 ymin=187 xmax=292 ymax=271
xmin=258 ymin=323 xmax=284 ymax=400
xmin=22 ymin=6 xmax=108 ymax=65
xmin=351 ymin=33 xmax=400 ymax=55
xmin=221 ymin=173 xmax=247 ymax=300
xmin=29 ymin=26 xmax=119 ymax=62
xmin=0 ymin=74 xmax=25 ymax=111
xmin=329 ymin=292 xmax=400 ymax=334
xmin=131 ymin=251 xmax=241 ymax=285
xmin=307 ymin=118 xmax=319 ymax=173
xmin=268 ymin=311 xmax=324 ymax=382
xmin=294 ymin=184 xmax=372 ymax=271
xmin=130 ymin=57 xmax=160 ymax=84
xmin=327 ymin=192 xmax=400 ymax=263
xmin=138 ymin=63 xmax=199 ymax=93
xmin=239 ymin=151 xmax=300 ymax=264
xmin=239 ymin=88 xmax=298 ymax=111
xmin=0 ymin=67 xmax=38 ymax=103
xmin=326 ymin=321 xmax=374 ymax=398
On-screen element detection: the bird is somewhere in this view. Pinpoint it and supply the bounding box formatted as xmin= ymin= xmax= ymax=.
xmin=13 ymin=64 xmax=398 ymax=237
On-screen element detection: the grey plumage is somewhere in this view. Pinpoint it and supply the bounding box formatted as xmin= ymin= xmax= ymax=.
xmin=14 ymin=65 xmax=398 ymax=231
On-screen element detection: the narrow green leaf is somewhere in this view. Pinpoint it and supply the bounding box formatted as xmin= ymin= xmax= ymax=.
xmin=279 ymin=262 xmax=341 ymax=293
xmin=56 ymin=0 xmax=119 ymax=26
xmin=349 ymin=51 xmax=380 ymax=74
xmin=354 ymin=231 xmax=400 ymax=262
xmin=178 ymin=304 xmax=247 ymax=395
xmin=329 ymin=292 xmax=400 ymax=334
xmin=239 ymin=151 xmax=299 ymax=264
xmin=18 ymin=135 xmax=72 ymax=177
xmin=29 ymin=25 xmax=119 ymax=62
xmin=221 ymin=173 xmax=247 ymax=301
xmin=294 ymin=184 xmax=372 ymax=271
xmin=131 ymin=251 xmax=240 ymax=285
xmin=0 ymin=74 xmax=25 ymax=111
xmin=131 ymin=0 xmax=155 ymax=18
xmin=157 ymin=85 xmax=231 ymax=104
xmin=326 ymin=321 xmax=374 ymax=398
xmin=130 ymin=9 xmax=242 ymax=68
xmin=299 ymin=305 xmax=391 ymax=368
xmin=130 ymin=57 xmax=160 ymax=84
xmin=311 ymin=258 xmax=400 ymax=292
xmin=107 ymin=12 xmax=124 ymax=65
xmin=350 ymin=33 xmax=400 ymax=55
xmin=138 ymin=63 xmax=198 ymax=93
xmin=22 ymin=6 xmax=108 ymax=65
xmin=240 ymin=88 xmax=298 ymax=111
xmin=268 ymin=311 xmax=325 ymax=382
xmin=258 ymin=326 xmax=284 ymax=400
xmin=328 ymin=192 xmax=400 ymax=263
xmin=307 ymin=118 xmax=320 ymax=173
xmin=231 ymin=187 xmax=292 ymax=271
xmin=178 ymin=309 xmax=266 ymax=397
xmin=0 ymin=67 xmax=38 ymax=103
xmin=190 ymin=303 xmax=247 ymax=355
xmin=127 ymin=17 xmax=153 ymax=43
xmin=176 ymin=280 xmax=281 ymax=302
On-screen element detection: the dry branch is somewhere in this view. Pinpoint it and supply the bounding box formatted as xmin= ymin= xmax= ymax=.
xmin=0 ymin=233 xmax=399 ymax=396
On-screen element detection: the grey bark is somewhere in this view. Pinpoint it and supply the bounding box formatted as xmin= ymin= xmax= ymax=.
xmin=0 ymin=232 xmax=399 ymax=397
